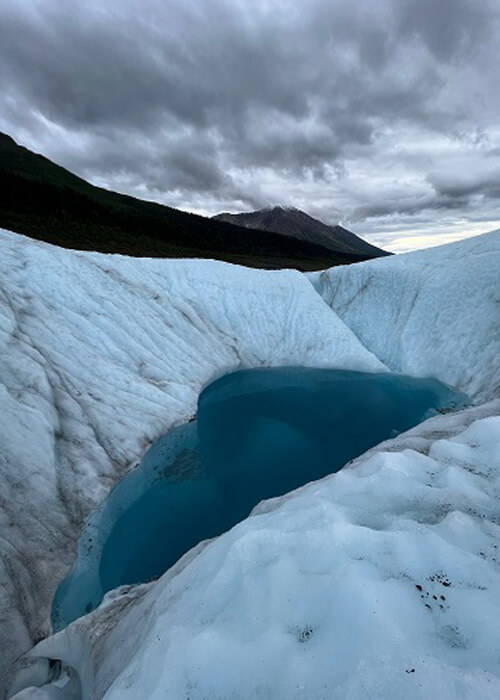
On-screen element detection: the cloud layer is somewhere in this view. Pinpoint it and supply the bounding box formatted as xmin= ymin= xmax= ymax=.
xmin=1 ymin=0 xmax=499 ymax=251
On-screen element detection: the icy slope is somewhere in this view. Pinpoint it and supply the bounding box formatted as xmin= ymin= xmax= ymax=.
xmin=315 ymin=230 xmax=500 ymax=401
xmin=28 ymin=400 xmax=500 ymax=700
xmin=0 ymin=229 xmax=382 ymax=691
xmin=1 ymin=228 xmax=499 ymax=697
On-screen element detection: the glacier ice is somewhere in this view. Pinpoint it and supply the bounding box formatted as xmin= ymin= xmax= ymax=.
xmin=314 ymin=230 xmax=500 ymax=401
xmin=0 ymin=227 xmax=383 ymax=694
xmin=0 ymin=227 xmax=499 ymax=698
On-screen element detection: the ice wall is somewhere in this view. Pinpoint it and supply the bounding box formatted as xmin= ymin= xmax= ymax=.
xmin=316 ymin=230 xmax=500 ymax=402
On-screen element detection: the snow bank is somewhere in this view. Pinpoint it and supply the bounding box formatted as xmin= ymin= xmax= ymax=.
xmin=0 ymin=229 xmax=381 ymax=692
xmin=315 ymin=230 xmax=500 ymax=401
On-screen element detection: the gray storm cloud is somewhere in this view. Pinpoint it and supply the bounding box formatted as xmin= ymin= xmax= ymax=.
xmin=0 ymin=0 xmax=499 ymax=250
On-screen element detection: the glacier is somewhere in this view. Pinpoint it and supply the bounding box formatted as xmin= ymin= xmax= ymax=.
xmin=0 ymin=227 xmax=499 ymax=698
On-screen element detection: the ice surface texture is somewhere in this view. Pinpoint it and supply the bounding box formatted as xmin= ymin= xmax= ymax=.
xmin=315 ymin=230 xmax=500 ymax=401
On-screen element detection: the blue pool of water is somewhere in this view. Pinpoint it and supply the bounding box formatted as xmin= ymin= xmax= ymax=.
xmin=52 ymin=367 xmax=467 ymax=630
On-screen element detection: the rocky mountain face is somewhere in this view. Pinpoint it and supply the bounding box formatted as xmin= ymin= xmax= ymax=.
xmin=214 ymin=206 xmax=388 ymax=258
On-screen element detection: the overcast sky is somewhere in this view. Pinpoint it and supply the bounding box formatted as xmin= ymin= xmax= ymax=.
xmin=1 ymin=0 xmax=499 ymax=252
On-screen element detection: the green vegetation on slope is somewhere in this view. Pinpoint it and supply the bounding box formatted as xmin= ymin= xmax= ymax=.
xmin=0 ymin=133 xmax=374 ymax=270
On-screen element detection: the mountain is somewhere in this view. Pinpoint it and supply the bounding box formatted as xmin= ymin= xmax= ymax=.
xmin=214 ymin=206 xmax=388 ymax=257
xmin=0 ymin=133 xmax=373 ymax=271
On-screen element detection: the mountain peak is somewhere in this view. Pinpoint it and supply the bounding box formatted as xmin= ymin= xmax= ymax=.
xmin=213 ymin=207 xmax=388 ymax=258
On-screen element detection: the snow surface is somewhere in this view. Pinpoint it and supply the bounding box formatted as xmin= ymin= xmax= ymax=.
xmin=1 ymin=227 xmax=499 ymax=698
